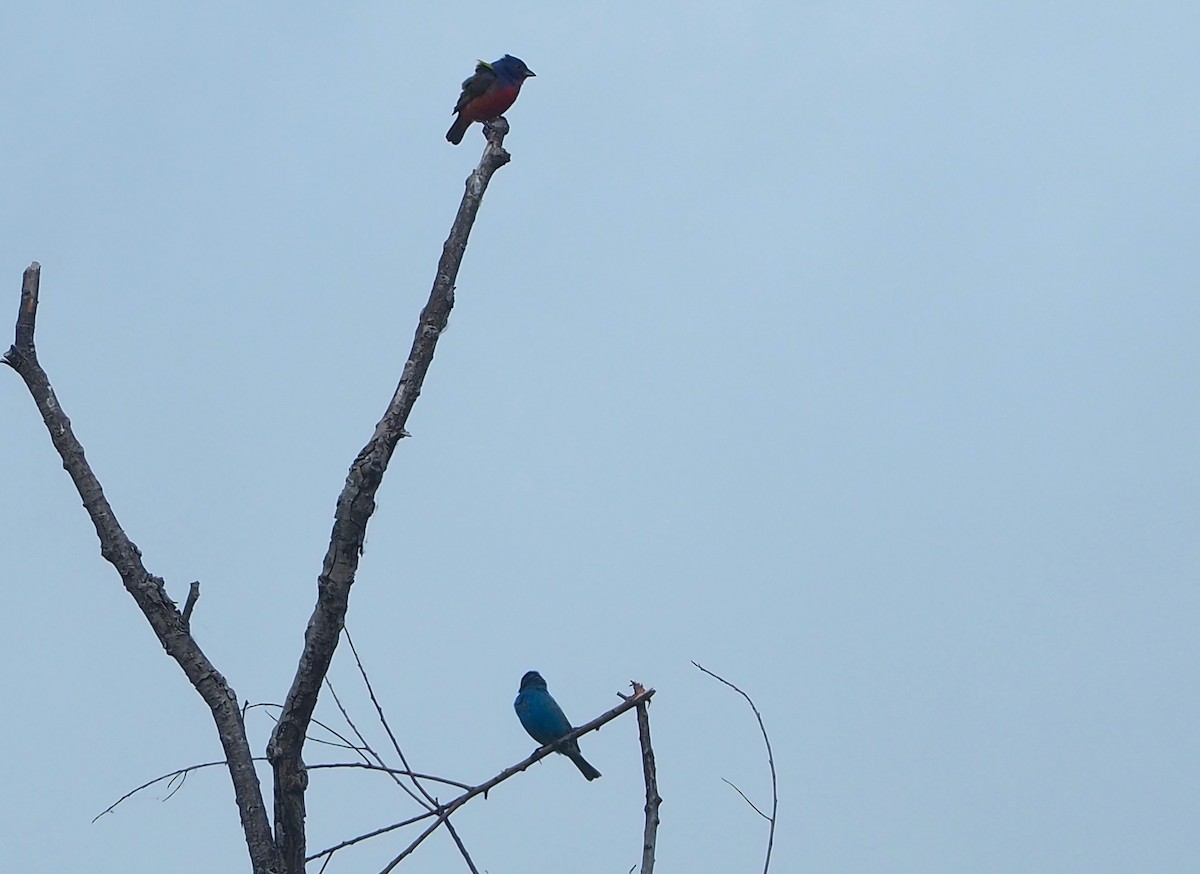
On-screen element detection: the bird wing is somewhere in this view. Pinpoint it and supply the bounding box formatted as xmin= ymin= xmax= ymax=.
xmin=452 ymin=60 xmax=497 ymax=113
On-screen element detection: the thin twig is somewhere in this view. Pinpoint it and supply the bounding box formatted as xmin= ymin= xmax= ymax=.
xmin=93 ymin=760 xmax=246 ymax=822
xmin=162 ymin=769 xmax=189 ymax=802
xmin=95 ymin=759 xmax=467 ymax=823
xmin=721 ymin=778 xmax=771 ymax=820
xmin=95 ymin=692 xmax=459 ymax=824
xmin=324 ymin=676 xmax=430 ymax=809
xmin=308 ymin=763 xmax=471 ymax=790
xmin=345 ymin=629 xmax=431 ymax=802
xmin=340 ymin=630 xmax=480 ymax=870
xmin=693 ymin=662 xmax=778 ymax=874
xmin=442 ymin=818 xmax=480 ymax=874
xmin=247 ymin=701 xmax=368 ymax=753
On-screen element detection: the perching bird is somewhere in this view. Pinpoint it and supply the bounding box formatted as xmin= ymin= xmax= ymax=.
xmin=446 ymin=54 xmax=536 ymax=145
xmin=514 ymin=670 xmax=601 ymax=781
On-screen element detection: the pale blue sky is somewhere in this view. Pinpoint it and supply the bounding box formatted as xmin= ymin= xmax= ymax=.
xmin=3 ymin=2 xmax=1198 ymax=872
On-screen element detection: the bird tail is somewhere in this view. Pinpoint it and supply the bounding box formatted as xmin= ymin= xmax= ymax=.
xmin=567 ymin=749 xmax=602 ymax=781
xmin=446 ymin=114 xmax=470 ymax=145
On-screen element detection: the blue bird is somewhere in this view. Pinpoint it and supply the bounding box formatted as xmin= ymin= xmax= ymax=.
xmin=514 ymin=670 xmax=601 ymax=781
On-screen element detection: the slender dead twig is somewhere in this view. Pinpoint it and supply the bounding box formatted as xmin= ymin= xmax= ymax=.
xmin=248 ymin=701 xmax=369 ymax=755
xmin=442 ymin=818 xmax=480 ymax=874
xmin=318 ymin=682 xmax=482 ymax=874
xmin=267 ymin=115 xmax=519 ymax=874
xmin=322 ymin=677 xmax=432 ymax=812
xmin=340 ymin=630 xmax=480 ymax=871
xmin=693 ymin=662 xmax=778 ymax=874
xmin=308 ymin=763 xmax=471 ymax=791
xmin=345 ymin=629 xmax=429 ymax=801
xmin=161 ymin=769 xmax=190 ymax=802
xmin=93 ymin=760 xmax=244 ymax=822
xmin=721 ymin=778 xmax=771 ymax=820
xmin=4 ymin=263 xmax=282 ymax=874
xmin=95 ymin=759 xmax=468 ymax=823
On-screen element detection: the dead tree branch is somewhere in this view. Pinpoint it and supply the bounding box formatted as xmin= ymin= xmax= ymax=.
xmin=95 ymin=758 xmax=469 ymax=823
xmin=620 ymin=682 xmax=661 ymax=874
xmin=4 ymin=263 xmax=283 ymax=873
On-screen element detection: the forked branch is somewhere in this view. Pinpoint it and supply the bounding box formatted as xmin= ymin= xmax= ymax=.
xmin=693 ymin=662 xmax=778 ymax=874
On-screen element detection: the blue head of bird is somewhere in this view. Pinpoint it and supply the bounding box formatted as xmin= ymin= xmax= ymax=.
xmin=494 ymin=55 xmax=536 ymax=81
xmin=519 ymin=670 xmax=547 ymax=692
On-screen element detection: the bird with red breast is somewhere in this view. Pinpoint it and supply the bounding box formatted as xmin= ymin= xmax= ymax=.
xmin=446 ymin=54 xmax=536 ymax=145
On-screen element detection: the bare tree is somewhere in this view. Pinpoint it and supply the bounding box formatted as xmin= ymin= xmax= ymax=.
xmin=6 ymin=118 xmax=778 ymax=873
xmin=4 ymin=120 xmax=659 ymax=873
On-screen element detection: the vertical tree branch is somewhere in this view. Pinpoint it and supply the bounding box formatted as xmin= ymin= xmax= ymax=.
xmin=4 ymin=263 xmax=284 ymax=874
xmin=267 ymin=121 xmax=516 ymax=872
xmin=631 ymin=682 xmax=661 ymax=874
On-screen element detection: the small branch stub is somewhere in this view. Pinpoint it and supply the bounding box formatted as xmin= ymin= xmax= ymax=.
xmin=4 ymin=261 xmax=41 ymax=370
xmin=181 ymin=581 xmax=200 ymax=630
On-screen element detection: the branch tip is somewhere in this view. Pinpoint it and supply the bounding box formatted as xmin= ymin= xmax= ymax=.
xmin=7 ymin=261 xmax=42 ymax=363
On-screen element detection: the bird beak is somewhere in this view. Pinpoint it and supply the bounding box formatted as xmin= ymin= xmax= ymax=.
xmin=527 ymin=70 xmax=537 ymax=77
